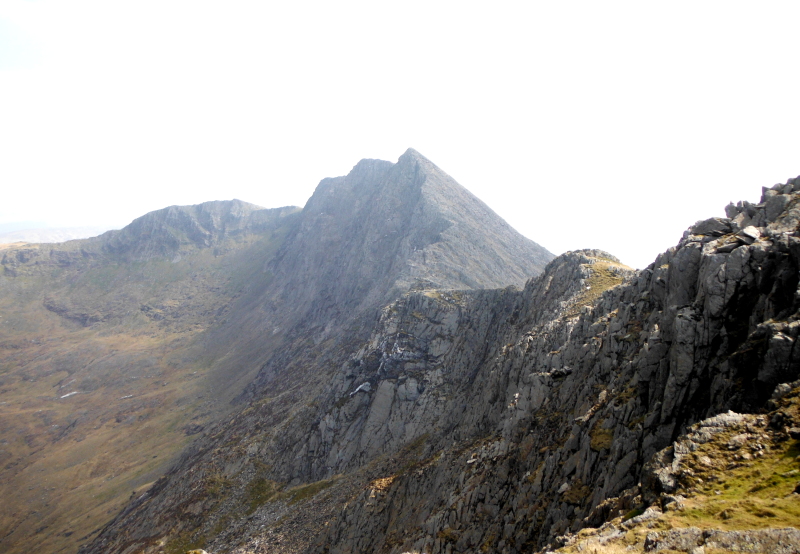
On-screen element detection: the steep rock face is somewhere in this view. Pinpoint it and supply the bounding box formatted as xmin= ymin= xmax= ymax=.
xmin=257 ymin=148 xmax=550 ymax=334
xmin=234 ymin=148 xmax=553 ymax=399
xmin=285 ymin=149 xmax=551 ymax=295
xmin=311 ymin=180 xmax=800 ymax=554
xmin=552 ymin=384 xmax=800 ymax=554
xmin=289 ymin=249 xmax=627 ymax=484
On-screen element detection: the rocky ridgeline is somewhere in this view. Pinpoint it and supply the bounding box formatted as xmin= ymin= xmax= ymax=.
xmin=102 ymin=201 xmax=300 ymax=261
xmin=0 ymin=200 xmax=298 ymax=332
xmin=79 ymin=177 xmax=799 ymax=554
xmin=308 ymin=179 xmax=800 ymax=553
xmin=0 ymin=200 xmax=299 ymax=276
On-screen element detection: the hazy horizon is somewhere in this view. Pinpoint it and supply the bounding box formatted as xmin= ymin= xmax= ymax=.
xmin=2 ymin=1 xmax=798 ymax=269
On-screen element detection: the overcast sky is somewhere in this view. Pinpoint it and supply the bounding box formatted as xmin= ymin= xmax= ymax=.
xmin=1 ymin=1 xmax=798 ymax=269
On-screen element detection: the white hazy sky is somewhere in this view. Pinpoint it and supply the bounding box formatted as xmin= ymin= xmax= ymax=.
xmin=1 ymin=1 xmax=798 ymax=269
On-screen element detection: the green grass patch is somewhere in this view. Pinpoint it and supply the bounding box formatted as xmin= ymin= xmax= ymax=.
xmin=276 ymin=477 xmax=337 ymax=505
xmin=204 ymin=471 xmax=231 ymax=499
xmin=565 ymin=261 xmax=628 ymax=318
xmin=245 ymin=476 xmax=280 ymax=514
xmin=623 ymin=508 xmax=645 ymax=521
xmin=563 ymin=480 xmax=591 ymax=505
xmin=396 ymin=433 xmax=432 ymax=475
xmin=164 ymin=531 xmax=206 ymax=554
xmin=210 ymin=514 xmax=232 ymax=538
xmin=665 ymin=434 xmax=800 ymax=531
xmin=590 ymin=424 xmax=614 ymax=452
xmin=437 ymin=527 xmax=460 ymax=544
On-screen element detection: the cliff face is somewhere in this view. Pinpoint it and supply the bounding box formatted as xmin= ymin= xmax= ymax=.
xmin=309 ymin=182 xmax=800 ymax=554
xmin=80 ymin=175 xmax=800 ymax=554
xmin=312 ymin=180 xmax=800 ymax=553
xmin=225 ymin=147 xmax=553 ymax=402
xmin=253 ymin=148 xmax=551 ymax=331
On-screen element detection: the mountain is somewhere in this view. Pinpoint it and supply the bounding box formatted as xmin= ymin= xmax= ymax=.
xmin=4 ymin=150 xmax=798 ymax=554
xmin=0 ymin=200 xmax=302 ymax=554
xmin=0 ymin=150 xmax=553 ymax=554
xmin=74 ymin=167 xmax=800 ymax=554
xmin=83 ymin=176 xmax=800 ymax=554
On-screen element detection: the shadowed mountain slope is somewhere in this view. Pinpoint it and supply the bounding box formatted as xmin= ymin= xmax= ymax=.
xmin=0 ymin=201 xmax=302 ymax=554
xmin=202 ymin=148 xmax=553 ymax=401
xmin=255 ymin=148 xmax=550 ymax=329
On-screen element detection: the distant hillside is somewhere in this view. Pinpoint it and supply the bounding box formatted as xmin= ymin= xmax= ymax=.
xmin=0 ymin=200 xmax=303 ymax=554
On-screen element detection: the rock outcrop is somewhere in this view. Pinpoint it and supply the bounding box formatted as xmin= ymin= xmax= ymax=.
xmin=560 ymin=382 xmax=800 ymax=554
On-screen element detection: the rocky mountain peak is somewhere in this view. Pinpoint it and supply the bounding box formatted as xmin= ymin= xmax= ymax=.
xmin=260 ymin=150 xmax=554 ymax=345
xmin=100 ymin=200 xmax=300 ymax=261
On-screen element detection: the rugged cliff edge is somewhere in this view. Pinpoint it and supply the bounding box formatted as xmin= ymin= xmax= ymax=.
xmin=77 ymin=175 xmax=800 ymax=554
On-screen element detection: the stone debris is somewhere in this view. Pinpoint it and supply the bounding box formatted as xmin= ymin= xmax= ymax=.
xmin=645 ymin=527 xmax=800 ymax=553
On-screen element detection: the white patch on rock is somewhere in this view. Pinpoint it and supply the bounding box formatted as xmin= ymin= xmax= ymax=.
xmin=350 ymin=382 xmax=372 ymax=396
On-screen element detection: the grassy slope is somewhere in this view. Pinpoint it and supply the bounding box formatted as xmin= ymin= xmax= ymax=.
xmin=0 ymin=231 xmax=287 ymax=554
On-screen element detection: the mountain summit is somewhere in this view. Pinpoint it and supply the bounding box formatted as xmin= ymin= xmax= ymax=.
xmin=296 ymin=148 xmax=551 ymax=293
xmin=258 ymin=148 xmax=552 ymax=335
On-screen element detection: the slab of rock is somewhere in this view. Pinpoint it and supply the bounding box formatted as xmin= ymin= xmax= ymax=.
xmin=738 ymin=225 xmax=762 ymax=244
xmin=690 ymin=217 xmax=732 ymax=237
